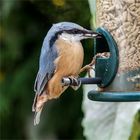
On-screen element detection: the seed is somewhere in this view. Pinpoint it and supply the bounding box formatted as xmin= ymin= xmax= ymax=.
xmin=129 ymin=47 xmax=136 ymax=54
xmin=96 ymin=0 xmax=140 ymax=72
xmin=123 ymin=0 xmax=135 ymax=4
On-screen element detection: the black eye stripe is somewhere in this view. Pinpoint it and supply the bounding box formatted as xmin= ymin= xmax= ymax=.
xmin=72 ymin=29 xmax=79 ymax=34
xmin=64 ymin=29 xmax=83 ymax=34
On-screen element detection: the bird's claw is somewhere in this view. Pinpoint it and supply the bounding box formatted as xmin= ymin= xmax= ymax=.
xmin=79 ymin=52 xmax=110 ymax=77
xmin=68 ymin=76 xmax=81 ymax=90
xmin=80 ymin=65 xmax=94 ymax=77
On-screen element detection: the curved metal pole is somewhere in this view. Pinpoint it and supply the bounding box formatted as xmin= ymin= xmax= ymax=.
xmin=88 ymin=91 xmax=140 ymax=102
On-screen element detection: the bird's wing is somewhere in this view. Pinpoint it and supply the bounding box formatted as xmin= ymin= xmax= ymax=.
xmin=34 ymin=44 xmax=58 ymax=96
xmin=32 ymin=44 xmax=57 ymax=112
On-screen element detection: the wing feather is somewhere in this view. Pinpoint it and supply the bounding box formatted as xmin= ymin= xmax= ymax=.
xmin=34 ymin=39 xmax=58 ymax=96
xmin=32 ymin=26 xmax=59 ymax=112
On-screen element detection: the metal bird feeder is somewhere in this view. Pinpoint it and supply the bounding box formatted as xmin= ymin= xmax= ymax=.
xmin=87 ymin=0 xmax=140 ymax=102
xmin=88 ymin=27 xmax=140 ymax=102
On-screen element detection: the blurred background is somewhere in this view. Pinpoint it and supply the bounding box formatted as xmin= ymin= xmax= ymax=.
xmin=0 ymin=0 xmax=140 ymax=140
xmin=0 ymin=0 xmax=94 ymax=139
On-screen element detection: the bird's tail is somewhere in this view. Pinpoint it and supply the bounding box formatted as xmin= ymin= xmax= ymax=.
xmin=32 ymin=92 xmax=48 ymax=125
xmin=32 ymin=93 xmax=43 ymax=125
xmin=32 ymin=93 xmax=38 ymax=112
xmin=34 ymin=107 xmax=43 ymax=125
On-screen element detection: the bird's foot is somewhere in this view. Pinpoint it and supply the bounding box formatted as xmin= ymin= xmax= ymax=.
xmin=68 ymin=76 xmax=81 ymax=90
xmin=79 ymin=52 xmax=110 ymax=77
xmin=79 ymin=65 xmax=94 ymax=77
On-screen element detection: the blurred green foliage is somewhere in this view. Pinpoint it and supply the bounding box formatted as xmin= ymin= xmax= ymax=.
xmin=0 ymin=0 xmax=94 ymax=139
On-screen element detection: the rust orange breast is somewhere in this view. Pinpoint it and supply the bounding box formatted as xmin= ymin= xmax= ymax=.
xmin=54 ymin=38 xmax=84 ymax=77
xmin=45 ymin=38 xmax=84 ymax=99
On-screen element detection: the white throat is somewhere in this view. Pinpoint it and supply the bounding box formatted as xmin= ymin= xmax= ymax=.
xmin=59 ymin=32 xmax=81 ymax=42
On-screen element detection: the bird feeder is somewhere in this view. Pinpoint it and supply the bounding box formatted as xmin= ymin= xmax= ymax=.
xmin=62 ymin=0 xmax=140 ymax=101
xmin=88 ymin=0 xmax=140 ymax=101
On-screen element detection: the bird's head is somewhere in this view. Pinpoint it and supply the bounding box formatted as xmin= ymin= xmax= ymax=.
xmin=58 ymin=28 xmax=101 ymax=42
xmin=46 ymin=22 xmax=101 ymax=46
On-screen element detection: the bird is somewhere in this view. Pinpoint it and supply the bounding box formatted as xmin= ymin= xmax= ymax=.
xmin=32 ymin=22 xmax=101 ymax=125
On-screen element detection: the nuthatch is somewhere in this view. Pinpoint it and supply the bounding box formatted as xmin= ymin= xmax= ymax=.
xmin=32 ymin=22 xmax=100 ymax=125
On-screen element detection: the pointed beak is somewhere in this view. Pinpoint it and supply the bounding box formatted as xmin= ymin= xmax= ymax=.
xmin=83 ymin=30 xmax=101 ymax=38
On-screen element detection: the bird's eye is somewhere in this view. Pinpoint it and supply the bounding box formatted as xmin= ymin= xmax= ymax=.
xmin=73 ymin=30 xmax=77 ymax=34
xmin=65 ymin=29 xmax=80 ymax=34
xmin=72 ymin=29 xmax=80 ymax=34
